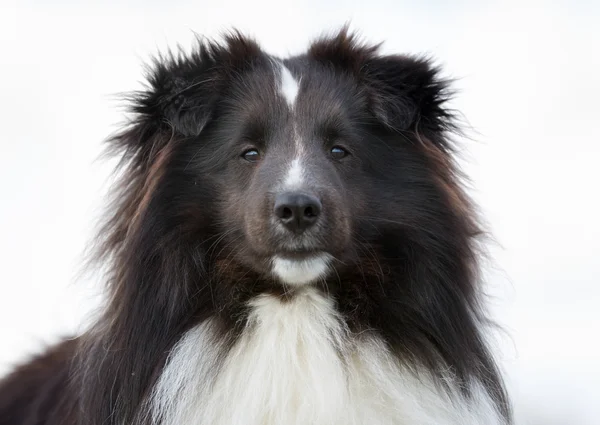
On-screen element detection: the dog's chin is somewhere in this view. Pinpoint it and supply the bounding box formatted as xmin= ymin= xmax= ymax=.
xmin=241 ymin=233 xmax=340 ymax=285
xmin=270 ymin=251 xmax=333 ymax=286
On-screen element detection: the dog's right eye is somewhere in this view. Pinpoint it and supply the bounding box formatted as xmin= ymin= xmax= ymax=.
xmin=242 ymin=149 xmax=261 ymax=162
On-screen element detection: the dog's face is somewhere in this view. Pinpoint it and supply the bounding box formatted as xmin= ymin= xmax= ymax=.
xmin=123 ymin=31 xmax=456 ymax=290
xmin=202 ymin=62 xmax=375 ymax=286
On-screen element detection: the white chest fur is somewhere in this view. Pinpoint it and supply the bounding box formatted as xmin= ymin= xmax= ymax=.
xmin=149 ymin=288 xmax=503 ymax=425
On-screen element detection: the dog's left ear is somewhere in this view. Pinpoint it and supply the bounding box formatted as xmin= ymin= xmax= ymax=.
xmin=309 ymin=28 xmax=452 ymax=134
xmin=362 ymin=54 xmax=452 ymax=134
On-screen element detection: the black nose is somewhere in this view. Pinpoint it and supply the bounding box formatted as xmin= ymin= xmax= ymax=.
xmin=274 ymin=192 xmax=322 ymax=233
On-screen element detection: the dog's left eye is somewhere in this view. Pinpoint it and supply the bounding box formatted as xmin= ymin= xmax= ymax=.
xmin=242 ymin=149 xmax=261 ymax=162
xmin=330 ymin=146 xmax=349 ymax=160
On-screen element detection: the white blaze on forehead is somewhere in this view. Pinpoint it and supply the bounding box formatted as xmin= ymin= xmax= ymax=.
xmin=284 ymin=158 xmax=304 ymax=188
xmin=279 ymin=63 xmax=299 ymax=107
xmin=272 ymin=253 xmax=332 ymax=286
xmin=277 ymin=62 xmax=305 ymax=187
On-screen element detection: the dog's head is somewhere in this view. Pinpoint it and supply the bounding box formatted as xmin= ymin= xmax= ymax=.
xmin=106 ymin=29 xmax=462 ymax=290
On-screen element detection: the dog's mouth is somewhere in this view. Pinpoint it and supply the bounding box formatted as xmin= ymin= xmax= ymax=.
xmin=240 ymin=234 xmax=340 ymax=285
xmin=275 ymin=249 xmax=324 ymax=261
xmin=270 ymin=251 xmax=333 ymax=286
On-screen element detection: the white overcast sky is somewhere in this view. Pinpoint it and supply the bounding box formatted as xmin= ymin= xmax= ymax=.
xmin=0 ymin=1 xmax=598 ymax=424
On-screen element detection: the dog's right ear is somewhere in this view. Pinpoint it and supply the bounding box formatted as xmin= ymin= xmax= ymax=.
xmin=113 ymin=32 xmax=263 ymax=162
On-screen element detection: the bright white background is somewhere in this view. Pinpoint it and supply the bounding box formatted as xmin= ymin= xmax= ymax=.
xmin=0 ymin=1 xmax=598 ymax=424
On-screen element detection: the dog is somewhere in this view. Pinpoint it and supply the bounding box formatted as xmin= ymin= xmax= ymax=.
xmin=0 ymin=28 xmax=512 ymax=425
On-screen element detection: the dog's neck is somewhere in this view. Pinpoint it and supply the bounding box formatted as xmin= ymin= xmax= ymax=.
xmin=148 ymin=287 xmax=504 ymax=425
